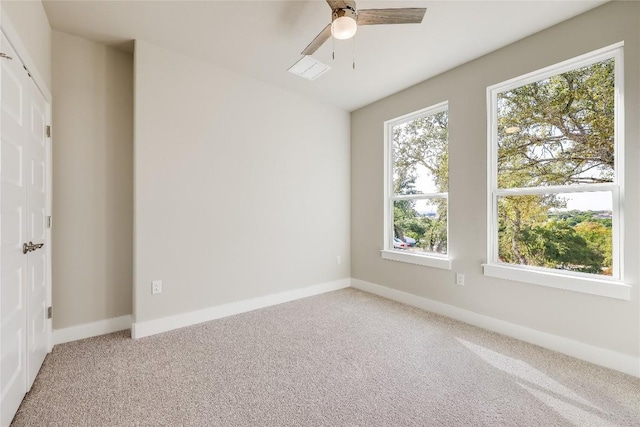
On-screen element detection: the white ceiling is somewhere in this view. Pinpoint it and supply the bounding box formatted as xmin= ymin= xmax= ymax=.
xmin=42 ymin=0 xmax=606 ymax=111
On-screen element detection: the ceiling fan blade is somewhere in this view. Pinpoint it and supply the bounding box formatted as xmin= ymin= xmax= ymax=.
xmin=357 ymin=8 xmax=427 ymax=26
xmin=326 ymin=0 xmax=356 ymax=11
xmin=301 ymin=24 xmax=332 ymax=55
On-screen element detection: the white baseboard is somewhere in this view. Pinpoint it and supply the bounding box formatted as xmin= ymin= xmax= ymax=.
xmin=132 ymin=278 xmax=350 ymax=339
xmin=351 ymin=278 xmax=640 ymax=378
xmin=53 ymin=315 xmax=132 ymax=345
xmin=56 ymin=278 xmax=638 ymax=378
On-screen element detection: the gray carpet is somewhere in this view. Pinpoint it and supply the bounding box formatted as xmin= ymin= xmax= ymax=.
xmin=11 ymin=289 xmax=640 ymax=426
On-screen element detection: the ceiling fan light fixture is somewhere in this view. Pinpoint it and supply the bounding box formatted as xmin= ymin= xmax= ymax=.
xmin=331 ymin=15 xmax=357 ymax=40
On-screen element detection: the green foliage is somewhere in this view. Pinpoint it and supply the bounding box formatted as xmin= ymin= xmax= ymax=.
xmin=393 ymin=199 xmax=447 ymax=254
xmin=574 ymin=221 xmax=612 ymax=269
xmin=519 ymin=221 xmax=603 ymax=274
xmin=498 ymin=208 xmax=612 ymax=274
xmin=551 ymin=210 xmax=611 ymax=227
xmin=392 ymin=110 xmax=448 ymax=254
xmin=495 ymin=58 xmax=615 ymax=275
xmin=391 ymin=59 xmax=614 ymax=274
xmin=497 ymin=59 xmax=615 ymax=188
xmin=393 ymin=111 xmax=449 ymax=193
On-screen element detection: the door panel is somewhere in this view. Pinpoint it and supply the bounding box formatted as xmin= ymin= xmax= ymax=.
xmin=0 ymin=139 xmax=22 ymax=187
xmin=1 ymin=30 xmax=50 ymax=426
xmin=0 ymin=32 xmax=29 ymax=427
xmin=0 ymin=63 xmax=22 ymax=125
xmin=25 ymin=62 xmax=48 ymax=391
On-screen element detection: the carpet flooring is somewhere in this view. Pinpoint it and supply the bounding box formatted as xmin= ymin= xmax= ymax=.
xmin=11 ymin=288 xmax=640 ymax=426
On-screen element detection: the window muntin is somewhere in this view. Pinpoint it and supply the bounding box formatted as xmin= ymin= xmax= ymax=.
xmin=387 ymin=102 xmax=448 ymax=257
xmin=488 ymin=46 xmax=623 ymax=280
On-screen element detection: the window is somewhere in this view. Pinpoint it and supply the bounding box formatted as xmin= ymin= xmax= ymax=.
xmin=485 ymin=43 xmax=629 ymax=299
xmin=382 ymin=101 xmax=451 ymax=270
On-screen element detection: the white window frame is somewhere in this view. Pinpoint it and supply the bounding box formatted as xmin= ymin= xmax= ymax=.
xmin=381 ymin=101 xmax=452 ymax=270
xmin=484 ymin=42 xmax=630 ymax=300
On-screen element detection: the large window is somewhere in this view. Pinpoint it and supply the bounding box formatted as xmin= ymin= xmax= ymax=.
xmin=382 ymin=102 xmax=450 ymax=269
xmin=486 ymin=44 xmax=628 ymax=298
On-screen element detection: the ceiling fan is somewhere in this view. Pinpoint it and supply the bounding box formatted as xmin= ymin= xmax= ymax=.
xmin=301 ymin=0 xmax=427 ymax=56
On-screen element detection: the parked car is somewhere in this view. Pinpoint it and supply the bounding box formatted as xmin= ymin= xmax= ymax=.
xmin=402 ymin=236 xmax=416 ymax=246
xmin=393 ymin=237 xmax=408 ymax=249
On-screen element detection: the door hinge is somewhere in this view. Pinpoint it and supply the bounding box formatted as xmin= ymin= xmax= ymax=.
xmin=23 ymin=65 xmax=31 ymax=78
xmin=47 ymin=216 xmax=52 ymax=229
xmin=47 ymin=306 xmax=52 ymax=319
xmin=46 ymin=125 xmax=52 ymax=138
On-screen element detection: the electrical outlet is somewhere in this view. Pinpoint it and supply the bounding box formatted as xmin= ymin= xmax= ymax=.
xmin=456 ymin=273 xmax=465 ymax=286
xmin=152 ymin=280 xmax=163 ymax=295
xmin=336 ymin=256 xmax=342 ymax=265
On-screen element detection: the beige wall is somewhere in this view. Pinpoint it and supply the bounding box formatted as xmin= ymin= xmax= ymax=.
xmin=133 ymin=41 xmax=350 ymax=323
xmin=351 ymin=1 xmax=639 ymax=357
xmin=52 ymin=31 xmax=133 ymax=329
xmin=1 ymin=0 xmax=51 ymax=89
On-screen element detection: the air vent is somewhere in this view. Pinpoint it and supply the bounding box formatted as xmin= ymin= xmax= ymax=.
xmin=288 ymin=56 xmax=331 ymax=81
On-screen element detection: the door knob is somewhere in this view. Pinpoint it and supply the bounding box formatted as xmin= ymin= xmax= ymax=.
xmin=22 ymin=241 xmax=44 ymax=254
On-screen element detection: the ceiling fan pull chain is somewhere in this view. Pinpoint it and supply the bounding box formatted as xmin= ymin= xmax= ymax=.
xmin=332 ymin=24 xmax=336 ymax=60
xmin=352 ymin=34 xmax=356 ymax=70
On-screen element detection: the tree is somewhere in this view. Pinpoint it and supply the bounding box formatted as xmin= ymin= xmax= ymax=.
xmin=392 ymin=60 xmax=614 ymax=272
xmin=574 ymin=221 xmax=612 ymax=268
xmin=518 ymin=221 xmax=604 ymax=273
xmin=498 ymin=58 xmax=614 ymax=188
xmin=392 ymin=111 xmax=449 ymax=253
xmin=496 ymin=58 xmax=615 ymax=274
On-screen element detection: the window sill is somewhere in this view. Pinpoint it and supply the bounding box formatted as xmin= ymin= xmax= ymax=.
xmin=380 ymin=250 xmax=452 ymax=270
xmin=483 ymin=263 xmax=631 ymax=300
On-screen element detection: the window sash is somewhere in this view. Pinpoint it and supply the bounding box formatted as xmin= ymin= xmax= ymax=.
xmin=486 ymin=43 xmax=624 ymax=283
xmin=494 ymin=183 xmax=616 ymax=197
xmin=389 ymin=196 xmax=449 ymax=256
xmin=385 ymin=101 xmax=449 ymax=258
xmin=391 ymin=193 xmax=448 ymax=201
xmin=490 ymin=188 xmax=620 ymax=279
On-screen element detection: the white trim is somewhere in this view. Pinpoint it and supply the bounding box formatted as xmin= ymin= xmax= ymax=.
xmin=391 ymin=193 xmax=448 ymax=201
xmin=488 ymin=41 xmax=624 ymax=95
xmin=45 ymin=100 xmax=53 ymax=353
xmin=483 ymin=263 xmax=630 ymax=300
xmin=350 ymin=278 xmax=639 ymax=378
xmin=612 ymin=45 xmax=624 ymax=281
xmin=385 ymin=101 xmax=449 ymax=127
xmin=486 ymin=82 xmax=497 ymax=266
xmin=380 ymin=250 xmax=452 ymax=270
xmin=486 ymin=43 xmax=625 ymax=286
xmin=52 ymin=315 xmax=132 ymax=346
xmin=384 ymin=112 xmax=394 ymax=254
xmin=383 ymin=101 xmax=450 ymax=255
xmin=132 ymin=279 xmax=350 ymax=339
xmin=494 ymin=183 xmax=617 ymax=197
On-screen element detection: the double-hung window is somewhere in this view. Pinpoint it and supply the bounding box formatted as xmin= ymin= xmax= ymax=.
xmin=382 ymin=101 xmax=451 ymax=270
xmin=485 ymin=43 xmax=630 ymax=299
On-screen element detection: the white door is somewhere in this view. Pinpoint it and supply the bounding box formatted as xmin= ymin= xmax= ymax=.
xmin=25 ymin=52 xmax=48 ymax=389
xmin=0 ymin=32 xmax=50 ymax=427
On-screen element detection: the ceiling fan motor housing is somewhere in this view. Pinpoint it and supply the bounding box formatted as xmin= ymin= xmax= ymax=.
xmin=332 ymin=6 xmax=357 ymax=23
